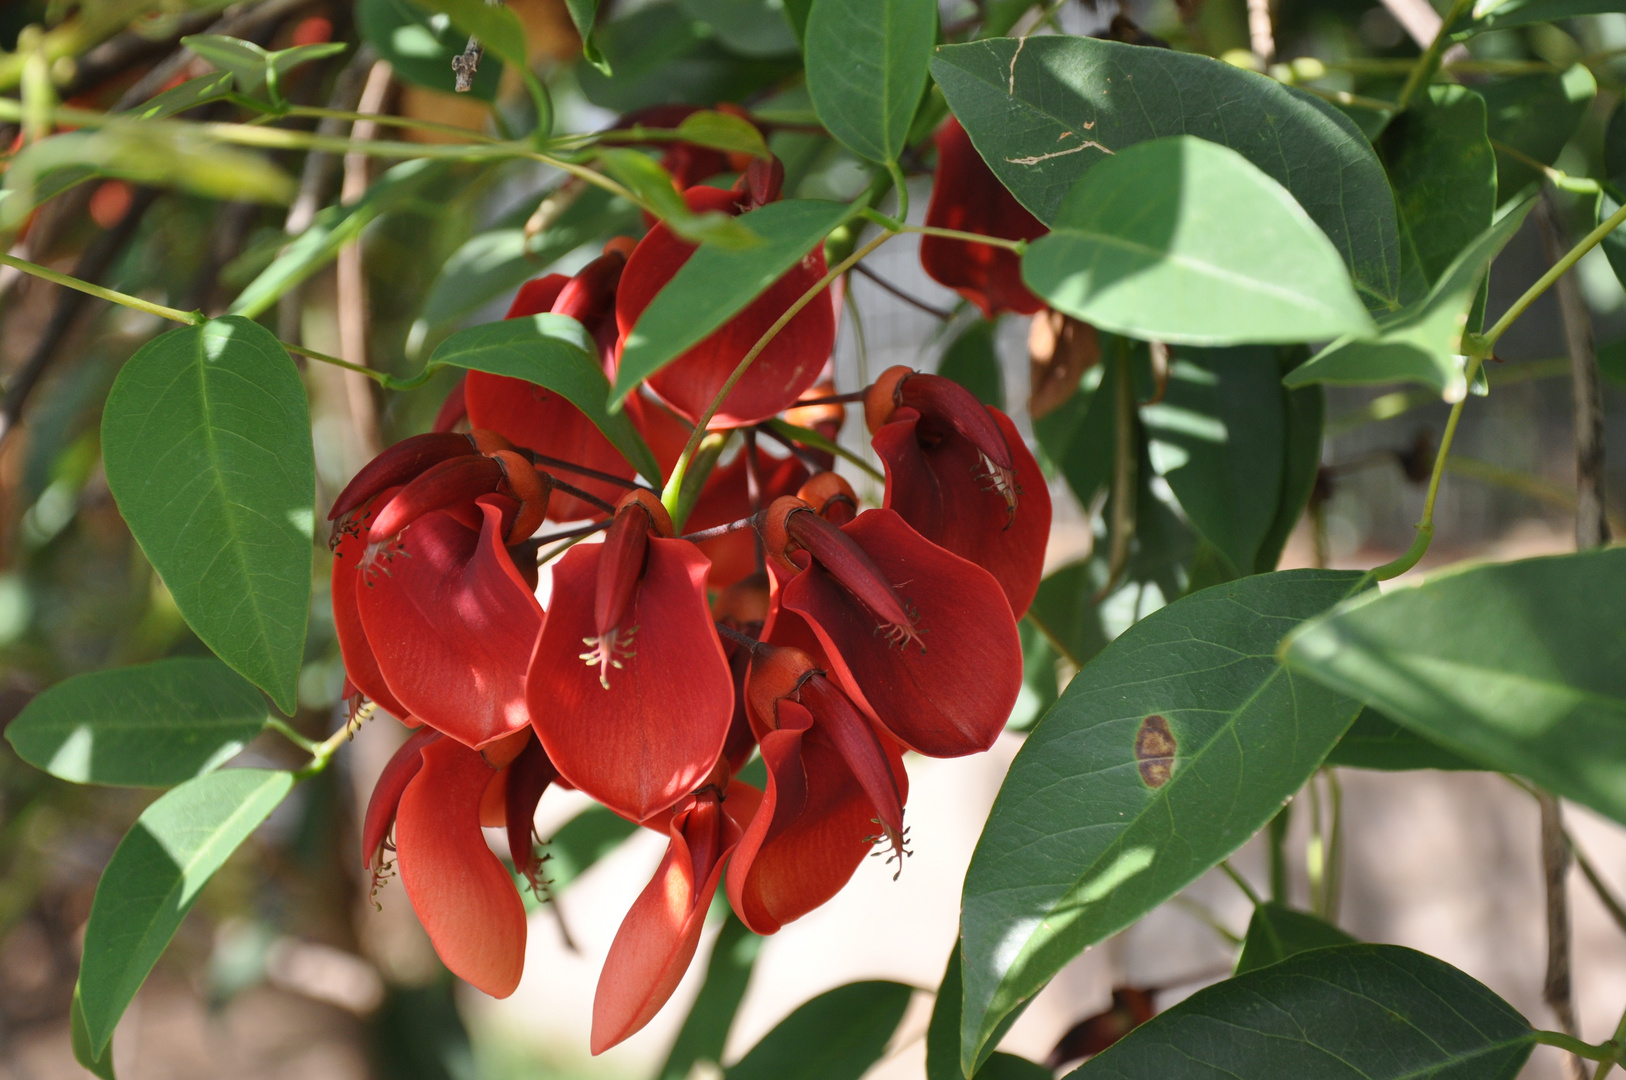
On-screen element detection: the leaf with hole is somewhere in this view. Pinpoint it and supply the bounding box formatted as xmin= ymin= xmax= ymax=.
xmin=78 ymin=768 xmax=295 ymax=1056
xmin=959 ymin=569 xmax=1368 ymax=1072
xmin=5 ymin=658 xmax=271 ymax=788
xmin=727 ymin=980 xmax=912 ymax=1080
xmin=804 ymin=0 xmax=936 ymax=163
xmin=1283 ymin=547 xmax=1626 ymax=826
xmin=1022 ymin=137 xmax=1375 ymax=346
xmin=101 ymin=318 xmax=314 ymax=715
xmin=1233 ymin=903 xmax=1357 ymax=975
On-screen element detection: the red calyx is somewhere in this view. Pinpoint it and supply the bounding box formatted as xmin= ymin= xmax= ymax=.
xmin=330 ymin=431 xmax=477 ymax=523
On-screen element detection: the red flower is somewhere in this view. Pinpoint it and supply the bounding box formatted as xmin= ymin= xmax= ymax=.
xmin=616 ymin=173 xmax=834 ymax=427
xmin=920 ymin=116 xmax=1048 ymax=318
xmin=760 ymin=497 xmax=1023 ymax=758
xmin=592 ymin=778 xmax=761 ymax=1052
xmin=527 ymin=490 xmax=734 ymax=821
xmin=361 ymin=728 xmax=558 ymax=998
xmin=682 ymin=446 xmax=810 ymax=588
xmin=865 ymin=366 xmax=1050 ymax=615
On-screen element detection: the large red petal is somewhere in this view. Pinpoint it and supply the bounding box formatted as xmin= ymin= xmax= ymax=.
xmin=332 ymin=492 xmax=409 ymax=719
xmin=528 ymin=536 xmax=732 ymax=821
xmin=357 ymin=499 xmax=543 ymax=748
xmin=360 ymin=726 xmax=441 ymax=867
xmin=782 ymin=510 xmax=1021 ymax=757
xmin=873 ymin=406 xmax=1049 ymax=615
xmin=395 ymin=737 xmax=526 ymax=998
xmin=617 ymin=187 xmax=833 ymax=427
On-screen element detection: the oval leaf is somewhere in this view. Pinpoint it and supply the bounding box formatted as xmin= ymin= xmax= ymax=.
xmin=1073 ymin=945 xmax=1534 ymax=1079
xmin=1022 ymin=137 xmax=1374 ymax=346
xmin=805 ymin=0 xmax=937 ymax=163
xmin=1283 ymin=548 xmax=1626 ymax=825
xmin=1233 ymin=903 xmax=1357 ymax=976
xmin=960 ymin=569 xmax=1368 ymax=1072
xmin=1325 ymin=708 xmax=1483 ymax=772
xmin=79 ymin=768 xmax=295 ymax=1055
xmin=613 ymin=198 xmax=855 ymax=405
xmin=101 ymin=318 xmax=315 ymax=715
xmin=658 ymin=913 xmax=762 ymax=1080
xmin=426 ymin=313 xmax=661 ymax=483
xmin=5 ymin=658 xmax=270 ymax=787
xmin=726 ymin=980 xmax=912 ymax=1080
xmin=931 ymin=35 xmax=1402 ymax=308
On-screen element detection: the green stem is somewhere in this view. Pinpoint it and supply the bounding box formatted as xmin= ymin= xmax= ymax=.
xmin=1533 ymin=1030 xmax=1615 ymax=1063
xmin=282 ymin=103 xmax=503 ymax=143
xmin=660 ymin=230 xmax=896 ymax=515
xmin=669 ymin=431 xmax=728 ymax=532
xmin=1483 ymin=198 xmax=1626 ymax=352
xmin=897 ymin=223 xmax=1027 ymax=253
xmin=0 ymin=252 xmax=203 ymax=325
xmin=267 ymin=717 xmax=319 ymax=755
xmin=1592 ymin=1003 xmax=1626 ymax=1078
xmin=292 ymin=722 xmax=356 ymax=781
xmin=886 ymin=160 xmax=910 ymax=223
xmin=1291 ymin=83 xmax=1397 ymax=113
xmin=1219 ymin=860 xmax=1264 ymax=906
xmin=1395 ymin=0 xmax=1474 ymax=111
xmin=765 ymin=418 xmax=886 ymax=482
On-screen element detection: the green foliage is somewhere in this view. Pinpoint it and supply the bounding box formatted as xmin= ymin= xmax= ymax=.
xmin=545 ymin=805 xmax=640 ymax=889
xmin=5 ymin=658 xmax=270 ymax=787
xmin=1233 ymin=903 xmax=1357 ymax=975
xmin=180 ymin=34 xmax=347 ymax=99
xmin=1325 ymin=709 xmax=1483 ymax=772
xmin=596 ymin=148 xmax=762 ymax=247
xmin=127 ymin=72 xmax=235 ymax=121
xmin=100 ymin=318 xmax=315 ymax=715
xmin=804 ymin=0 xmax=937 ymax=164
xmin=927 ymin=947 xmax=1033 ymax=1080
xmin=565 ymin=0 xmax=608 ymax=72
xmin=936 ymin=319 xmax=1004 ymax=410
xmin=679 ymin=0 xmax=800 ymax=58
xmin=727 ymin=980 xmax=913 ymax=1080
xmin=1480 ymin=65 xmax=1595 ymax=199
xmin=659 ymin=913 xmax=762 ymax=1080
xmin=357 ymin=0 xmax=502 ymax=99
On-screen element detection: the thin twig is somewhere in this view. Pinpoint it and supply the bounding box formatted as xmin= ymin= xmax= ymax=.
xmin=1540 ymin=791 xmax=1587 ymax=1080
xmin=1567 ymin=831 xmax=1626 ymax=938
xmin=1247 ymin=0 xmax=1275 ymax=64
xmin=851 ymin=261 xmax=953 ymax=320
xmin=336 ymin=58 xmax=394 ymax=462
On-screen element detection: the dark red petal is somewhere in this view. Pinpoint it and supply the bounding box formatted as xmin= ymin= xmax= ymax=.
xmin=369 ymin=454 xmax=504 ymax=541
xmin=873 ymin=406 xmax=1050 ymax=615
xmin=894 ymin=372 xmax=1015 ymax=473
xmin=505 ymin=273 xmax=571 ymax=318
xmin=360 ymin=726 xmax=441 ymax=867
xmin=783 ymin=510 xmax=1022 ymax=757
xmin=617 ymin=187 xmax=833 ymax=427
xmin=800 ymin=674 xmax=904 ymax=851
xmin=331 ymin=492 xmax=410 ymax=719
xmin=330 ymin=433 xmax=475 ymax=522
xmin=395 ymin=737 xmax=526 ymax=998
xmin=357 ymin=498 xmax=543 ymax=748
xmin=592 ymin=793 xmax=744 ymax=1053
xmin=920 ymin=116 xmax=1047 ymax=318
xmin=593 ymin=503 xmax=651 ymax=637
xmin=504 ymin=737 xmax=560 ymax=880
xmin=528 ymin=536 xmax=732 ymax=821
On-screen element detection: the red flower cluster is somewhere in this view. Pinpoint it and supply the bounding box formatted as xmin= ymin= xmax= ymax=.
xmin=332 ymin=140 xmax=1048 ymax=1053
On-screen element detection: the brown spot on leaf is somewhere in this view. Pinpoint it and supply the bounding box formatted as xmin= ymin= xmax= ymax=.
xmin=1135 ymin=715 xmax=1176 ymax=787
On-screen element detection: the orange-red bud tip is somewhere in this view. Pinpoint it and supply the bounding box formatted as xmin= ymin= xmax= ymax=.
xmin=746 ymin=644 xmax=817 ymax=728
xmin=797 ymin=472 xmax=857 ymax=524
xmin=864 ymin=365 xmax=913 ymax=435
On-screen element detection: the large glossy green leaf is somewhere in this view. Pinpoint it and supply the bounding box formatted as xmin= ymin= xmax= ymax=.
xmin=1324 ymin=708 xmax=1483 ymax=772
xmin=356 ymin=0 xmax=502 ymax=99
xmin=804 ymin=0 xmax=936 ymax=163
xmin=613 ymin=198 xmax=855 ymax=405
xmin=230 ymin=159 xmax=447 ymax=319
xmin=726 ymin=980 xmax=912 ymax=1080
xmin=959 ymin=570 xmax=1368 ymax=1071
xmin=79 ymin=768 xmax=295 ymax=1055
xmin=1284 ymin=548 xmax=1626 ymax=826
xmin=1022 ymin=137 xmax=1374 ymax=346
xmin=101 ymin=318 xmax=314 ymax=715
xmin=1285 ymin=196 xmax=1535 ymax=395
xmin=931 ymin=36 xmax=1402 ymax=309
xmin=1073 ymin=945 xmax=1533 ymax=1079
xmin=1233 ymin=903 xmax=1356 ymax=975
xmin=1379 ymin=85 xmax=1495 ymax=295
xmin=5 ymin=659 xmax=270 ymax=787
xmin=659 ymin=913 xmax=762 ymax=1080
xmin=425 ymin=314 xmax=661 ymax=483
xmin=927 ymin=947 xmax=1033 ymax=1080
xmin=1481 ymin=65 xmax=1595 ymax=198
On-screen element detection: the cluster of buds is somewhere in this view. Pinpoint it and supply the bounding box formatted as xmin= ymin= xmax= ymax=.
xmin=332 ymin=124 xmax=1051 ymax=1053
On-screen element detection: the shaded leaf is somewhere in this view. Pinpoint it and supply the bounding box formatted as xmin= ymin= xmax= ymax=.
xmin=960 ymin=570 xmax=1368 ymax=1071
xmin=545 ymin=804 xmax=639 ymax=890
xmin=129 ymin=72 xmax=236 ymax=121
xmin=805 ymin=0 xmax=936 ymax=163
xmin=405 ymin=0 xmax=529 ymax=70
xmin=1283 ymin=548 xmax=1626 ymax=826
xmin=1023 ymin=137 xmax=1374 ymax=346
xmin=1233 ymin=903 xmax=1356 ymax=976
xmin=357 ymin=0 xmax=502 ymax=99
xmin=596 ymin=148 xmax=761 ymax=248
xmin=565 ymin=0 xmax=608 ymax=72
xmin=659 ymin=912 xmax=762 ymax=1080
xmin=79 ymin=769 xmax=295 ymax=1054
xmin=6 ymin=658 xmax=270 ymax=788
xmin=1324 ymin=708 xmax=1483 ymax=772
xmin=101 ymin=318 xmax=314 ymax=715
xmin=1456 ymin=0 xmax=1626 ymax=35
xmin=71 ymin=985 xmax=115 ymax=1080
xmin=1254 ymin=359 xmax=1322 ymax=575
xmin=937 ymin=319 xmax=1004 ymax=410
xmin=1009 ymin=616 xmax=1061 ymax=733
xmin=727 ymin=980 xmax=912 ymax=1080
xmin=678 ymin=0 xmax=799 ymax=57
xmin=1481 ymin=65 xmax=1595 ymax=199
xmin=927 ymin=947 xmax=1034 ymax=1080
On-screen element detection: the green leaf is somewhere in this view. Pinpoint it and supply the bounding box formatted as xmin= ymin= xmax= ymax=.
xmin=613 ymin=198 xmax=855 ymax=404
xmin=71 ymin=984 xmax=116 ymax=1080
xmin=356 ymin=0 xmax=502 ymax=99
xmin=129 ymin=72 xmax=235 ymax=121
xmin=804 ymin=0 xmax=937 ymax=163
xmin=1481 ymin=65 xmax=1595 ymax=199
xmin=564 ymin=0 xmax=608 ymax=72
xmin=1600 ymin=338 xmax=1626 ymax=386
xmin=596 ymin=148 xmax=761 ymax=249
xmin=782 ymin=0 xmax=812 ymax=41
xmin=1456 ymin=0 xmax=1626 ymax=35
xmin=101 ymin=318 xmax=314 ymax=715
xmin=79 ymin=768 xmax=295 ymax=1055
xmin=1009 ymin=616 xmax=1060 ymax=733
xmin=1379 ymin=85 xmax=1496 ymax=294
xmin=1283 ymin=548 xmax=1626 ymax=826
xmin=977 ymin=1054 xmax=1053 ymax=1080
xmin=269 ymin=41 xmax=348 ymax=79
xmin=181 ymin=34 xmax=274 ymax=92
xmin=937 ymin=319 xmax=1004 ymax=410
xmin=1324 ymin=708 xmax=1483 ymax=772
xmin=5 ymin=658 xmax=271 ymax=787
xmin=1254 ymin=361 xmax=1322 ymax=574
xmin=229 ymin=159 xmax=448 ymax=320
xmin=931 ymin=36 xmax=1402 ymax=310
xmin=1075 ymin=945 xmax=1534 ymax=1079
xmin=1026 ymin=562 xmax=1110 ymax=669
xmin=424 ymin=314 xmax=661 ymax=483
xmin=1285 ymin=195 xmax=1536 ymax=395
xmin=1598 ymin=189 xmax=1626 ymax=295
xmin=1032 ymin=357 xmax=1113 ymax=510
xmin=959 ymin=569 xmax=1368 ymax=1071
xmin=543 ymin=804 xmax=639 ymax=891
xmin=659 ymin=912 xmax=762 ymax=1080
xmin=1022 ymin=137 xmax=1375 ymax=346
xmin=1143 ymin=347 xmax=1287 ymax=576
xmin=927 ymin=947 xmax=1033 ymax=1080
xmin=728 ymin=980 xmax=912 ymax=1080
xmin=675 ymin=108 xmax=773 ymax=158
xmin=678 ymin=0 xmax=800 ymax=57
xmin=1233 ymin=903 xmax=1357 ymax=976
xmin=405 ymin=0 xmax=529 ymax=71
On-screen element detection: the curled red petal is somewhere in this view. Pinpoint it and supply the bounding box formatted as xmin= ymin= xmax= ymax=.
xmin=872 ymin=406 xmax=1050 ymax=615
xmin=782 ymin=509 xmax=1021 ymax=757
xmin=505 ymin=736 xmax=561 ymax=881
xmin=357 ymin=498 xmax=543 ymax=748
xmin=330 ymin=432 xmax=474 ymax=522
xmin=395 ymin=737 xmax=526 ymax=998
xmin=528 ymin=536 xmax=732 ymax=821
xmin=369 ymin=454 xmax=505 ymax=541
xmin=920 ymin=117 xmax=1047 ymax=318
xmin=331 ymin=491 xmax=410 ymax=719
xmin=360 ymin=725 xmax=441 ymax=867
xmin=617 ymin=187 xmax=832 ymax=427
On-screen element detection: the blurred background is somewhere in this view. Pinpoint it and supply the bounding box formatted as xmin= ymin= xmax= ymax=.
xmin=2 ymin=0 xmax=1625 ymax=1077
